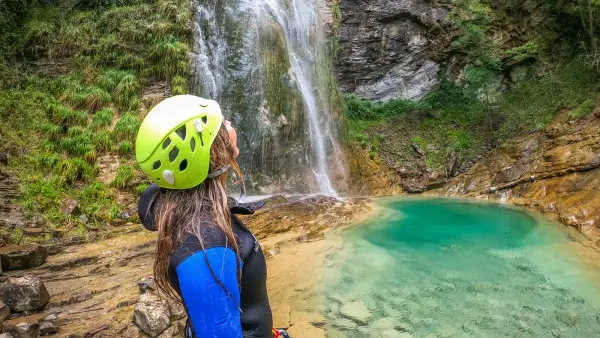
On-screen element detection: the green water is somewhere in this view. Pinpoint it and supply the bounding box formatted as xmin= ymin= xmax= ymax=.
xmin=323 ymin=198 xmax=600 ymax=338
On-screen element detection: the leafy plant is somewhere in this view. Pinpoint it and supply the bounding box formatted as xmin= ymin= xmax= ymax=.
xmin=90 ymin=108 xmax=114 ymax=129
xmin=111 ymin=164 xmax=134 ymax=188
xmin=114 ymin=112 xmax=140 ymax=141
xmin=117 ymin=140 xmax=134 ymax=154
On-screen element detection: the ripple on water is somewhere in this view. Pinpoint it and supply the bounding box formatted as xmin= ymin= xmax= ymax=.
xmin=322 ymin=199 xmax=600 ymax=338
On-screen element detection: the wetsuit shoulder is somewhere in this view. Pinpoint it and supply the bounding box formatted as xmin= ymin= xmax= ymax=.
xmin=169 ymin=228 xmax=242 ymax=338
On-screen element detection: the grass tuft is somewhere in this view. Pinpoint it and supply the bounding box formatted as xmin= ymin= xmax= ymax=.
xmin=111 ymin=165 xmax=134 ymax=188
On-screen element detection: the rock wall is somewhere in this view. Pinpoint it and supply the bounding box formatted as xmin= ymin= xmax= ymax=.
xmin=335 ymin=0 xmax=452 ymax=101
xmin=436 ymin=110 xmax=600 ymax=241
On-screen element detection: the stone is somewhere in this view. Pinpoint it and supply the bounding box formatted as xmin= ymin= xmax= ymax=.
xmin=21 ymin=228 xmax=45 ymax=237
xmin=286 ymin=322 xmax=325 ymax=338
xmin=0 ymin=244 xmax=48 ymax=271
xmin=0 ymin=276 xmax=50 ymax=312
xmin=137 ymin=276 xmax=156 ymax=293
xmin=120 ymin=210 xmax=132 ymax=220
xmin=0 ymin=333 xmax=14 ymax=338
xmin=167 ymin=300 xmax=186 ymax=321
xmin=272 ymin=304 xmax=290 ymax=328
xmin=3 ymin=317 xmax=42 ymax=338
xmin=370 ymin=317 xmax=396 ymax=330
xmin=43 ymin=314 xmax=57 ymax=323
xmin=411 ymin=142 xmax=425 ymax=156
xmin=555 ymin=310 xmax=578 ymax=327
xmin=39 ymin=321 xmax=58 ymax=335
xmin=0 ymin=153 xmax=7 ymax=166
xmin=340 ymin=301 xmax=372 ymax=325
xmin=78 ymin=215 xmax=89 ymax=224
xmin=333 ymin=318 xmax=357 ymax=330
xmin=401 ymin=181 xmax=426 ymax=193
xmin=133 ymin=292 xmax=171 ymax=337
xmin=0 ymin=300 xmax=9 ymax=322
xmin=157 ymin=320 xmax=184 ymax=338
xmin=59 ymin=198 xmax=80 ymax=216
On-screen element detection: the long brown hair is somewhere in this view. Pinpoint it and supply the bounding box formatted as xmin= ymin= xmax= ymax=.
xmin=152 ymin=127 xmax=243 ymax=302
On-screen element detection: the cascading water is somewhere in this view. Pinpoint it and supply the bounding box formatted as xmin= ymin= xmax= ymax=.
xmin=192 ymin=0 xmax=344 ymax=195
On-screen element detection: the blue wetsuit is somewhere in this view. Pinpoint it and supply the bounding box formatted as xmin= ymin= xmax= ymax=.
xmin=138 ymin=184 xmax=273 ymax=338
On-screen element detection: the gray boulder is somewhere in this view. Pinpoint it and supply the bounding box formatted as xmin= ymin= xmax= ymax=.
xmin=137 ymin=276 xmax=156 ymax=293
xmin=39 ymin=321 xmax=58 ymax=335
xmin=0 ymin=333 xmax=14 ymax=338
xmin=3 ymin=320 xmax=39 ymax=338
xmin=0 ymin=245 xmax=47 ymax=271
xmin=158 ymin=320 xmax=185 ymax=338
xmin=0 ymin=300 xmax=9 ymax=322
xmin=0 ymin=276 xmax=50 ymax=312
xmin=133 ymin=292 xmax=171 ymax=337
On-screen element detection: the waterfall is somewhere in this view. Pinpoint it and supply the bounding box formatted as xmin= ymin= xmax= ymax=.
xmin=192 ymin=0 xmax=343 ymax=195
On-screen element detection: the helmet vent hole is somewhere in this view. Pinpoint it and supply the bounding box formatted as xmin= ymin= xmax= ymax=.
xmin=169 ymin=146 xmax=179 ymax=162
xmin=179 ymin=159 xmax=188 ymax=171
xmin=202 ymin=116 xmax=208 ymax=124
xmin=175 ymin=125 xmax=186 ymax=140
xmin=162 ymin=138 xmax=171 ymax=149
xmin=153 ymin=160 xmax=161 ymax=170
xmin=190 ymin=137 xmax=196 ymax=152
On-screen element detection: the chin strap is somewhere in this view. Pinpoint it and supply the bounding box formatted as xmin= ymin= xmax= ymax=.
xmin=206 ymin=165 xmax=231 ymax=179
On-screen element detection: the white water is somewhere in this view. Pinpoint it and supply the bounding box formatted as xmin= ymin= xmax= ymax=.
xmin=263 ymin=0 xmax=337 ymax=196
xmin=192 ymin=0 xmax=339 ymax=195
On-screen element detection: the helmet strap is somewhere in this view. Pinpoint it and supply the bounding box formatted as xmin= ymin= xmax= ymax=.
xmin=206 ymin=165 xmax=231 ymax=179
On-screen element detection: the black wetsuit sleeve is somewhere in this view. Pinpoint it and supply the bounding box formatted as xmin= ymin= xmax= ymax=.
xmin=138 ymin=183 xmax=160 ymax=231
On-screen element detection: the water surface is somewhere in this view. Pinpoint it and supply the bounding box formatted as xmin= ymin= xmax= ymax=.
xmin=323 ymin=198 xmax=600 ymax=337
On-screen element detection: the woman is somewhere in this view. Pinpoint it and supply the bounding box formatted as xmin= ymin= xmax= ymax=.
xmin=135 ymin=95 xmax=283 ymax=338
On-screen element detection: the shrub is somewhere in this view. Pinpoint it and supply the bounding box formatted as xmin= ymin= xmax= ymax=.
xmin=111 ymin=164 xmax=134 ymax=188
xmin=37 ymin=152 xmax=60 ymax=168
xmin=93 ymin=130 xmax=114 ymax=152
xmin=49 ymin=103 xmax=88 ymax=126
xmin=90 ymin=108 xmax=114 ymax=129
xmin=114 ymin=112 xmax=140 ymax=141
xmin=568 ymin=99 xmax=596 ymax=119
xmin=117 ymin=140 xmax=134 ymax=154
xmin=135 ymin=183 xmax=149 ymax=196
xmin=67 ymin=126 xmax=85 ymax=136
xmin=58 ymin=157 xmax=98 ymax=185
xmin=58 ymin=134 xmax=94 ymax=155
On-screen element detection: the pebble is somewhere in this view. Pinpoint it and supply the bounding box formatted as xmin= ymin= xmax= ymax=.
xmin=555 ymin=310 xmax=578 ymax=327
xmin=39 ymin=321 xmax=58 ymax=335
xmin=332 ymin=318 xmax=357 ymax=330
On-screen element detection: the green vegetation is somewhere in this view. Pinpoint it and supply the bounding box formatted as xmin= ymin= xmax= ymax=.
xmin=344 ymin=0 xmax=600 ymax=172
xmin=345 ymin=60 xmax=600 ymax=170
xmin=111 ymin=165 xmax=134 ymax=188
xmin=0 ymin=0 xmax=190 ymax=237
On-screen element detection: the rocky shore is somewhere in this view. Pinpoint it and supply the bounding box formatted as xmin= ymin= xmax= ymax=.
xmin=0 ymin=195 xmax=373 ymax=338
xmin=434 ymin=110 xmax=600 ymax=243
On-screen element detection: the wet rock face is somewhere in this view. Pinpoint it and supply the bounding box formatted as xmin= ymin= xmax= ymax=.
xmin=133 ymin=292 xmax=171 ymax=337
xmin=0 ymin=245 xmax=48 ymax=271
xmin=335 ymin=0 xmax=449 ymax=100
xmin=0 ymin=276 xmax=50 ymax=312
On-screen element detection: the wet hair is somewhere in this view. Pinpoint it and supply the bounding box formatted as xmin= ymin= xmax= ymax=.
xmin=152 ymin=127 xmax=243 ymax=303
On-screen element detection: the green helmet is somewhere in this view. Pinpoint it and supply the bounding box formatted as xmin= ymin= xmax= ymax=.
xmin=135 ymin=95 xmax=224 ymax=189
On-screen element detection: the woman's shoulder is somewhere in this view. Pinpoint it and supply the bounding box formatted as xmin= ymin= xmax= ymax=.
xmin=169 ymin=224 xmax=231 ymax=267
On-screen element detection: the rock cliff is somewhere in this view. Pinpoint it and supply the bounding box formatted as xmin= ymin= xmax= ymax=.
xmin=335 ymin=0 xmax=451 ymax=101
